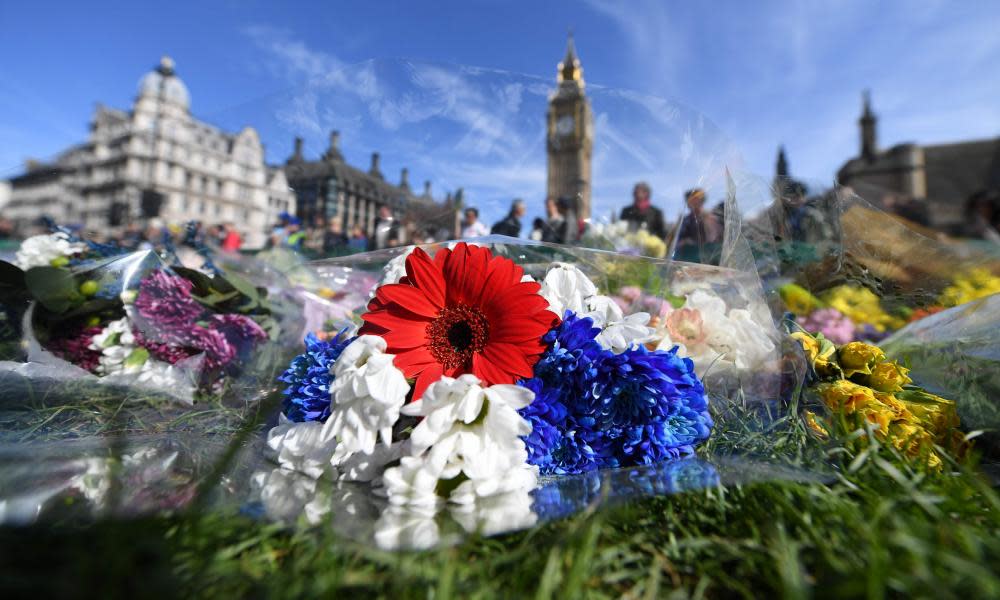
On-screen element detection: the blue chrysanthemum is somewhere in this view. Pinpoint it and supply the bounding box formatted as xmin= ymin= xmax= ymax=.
xmin=518 ymin=310 xmax=713 ymax=475
xmin=279 ymin=331 xmax=354 ymax=422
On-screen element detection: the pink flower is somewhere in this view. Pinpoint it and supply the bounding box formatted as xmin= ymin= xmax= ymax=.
xmin=798 ymin=308 xmax=855 ymax=345
xmin=49 ymin=326 xmax=104 ymax=373
xmin=666 ymin=308 xmax=707 ymax=347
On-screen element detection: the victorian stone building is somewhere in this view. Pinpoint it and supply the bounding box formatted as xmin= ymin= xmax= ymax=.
xmin=283 ymin=132 xmax=459 ymax=244
xmin=546 ymin=34 xmax=594 ymax=220
xmin=5 ymin=57 xmax=293 ymax=248
xmin=837 ymin=91 xmax=1000 ymax=235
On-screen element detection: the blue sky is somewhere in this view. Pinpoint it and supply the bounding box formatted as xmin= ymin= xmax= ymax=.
xmin=2 ymin=0 xmax=999 ymax=222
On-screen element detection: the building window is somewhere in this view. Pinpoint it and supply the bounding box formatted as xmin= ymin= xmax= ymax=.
xmin=214 ymin=203 xmax=222 ymax=216
xmin=198 ymin=200 xmax=205 ymax=214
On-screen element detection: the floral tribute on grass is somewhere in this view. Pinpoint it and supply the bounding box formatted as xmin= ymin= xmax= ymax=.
xmin=268 ymin=243 xmax=713 ymax=509
xmin=0 ymin=248 xmax=278 ymax=401
xmin=792 ymin=330 xmax=967 ymax=469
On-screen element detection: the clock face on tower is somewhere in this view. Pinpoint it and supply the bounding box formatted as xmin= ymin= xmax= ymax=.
xmin=556 ymin=114 xmax=574 ymax=136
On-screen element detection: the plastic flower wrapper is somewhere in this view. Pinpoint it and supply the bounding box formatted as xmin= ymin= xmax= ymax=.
xmin=0 ymin=248 xmax=288 ymax=406
xmin=733 ymin=175 xmax=1000 ymax=342
xmin=790 ymin=329 xmax=967 ymax=470
xmin=258 ymin=238 xmax=803 ymax=545
xmin=880 ymin=293 xmax=1000 ymax=457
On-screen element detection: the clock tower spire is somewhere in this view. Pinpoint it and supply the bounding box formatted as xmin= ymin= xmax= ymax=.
xmin=546 ymin=31 xmax=594 ymax=220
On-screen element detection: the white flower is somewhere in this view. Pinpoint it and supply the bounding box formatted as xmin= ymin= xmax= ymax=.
xmin=388 ymin=375 xmax=537 ymax=506
xmin=323 ymin=335 xmax=410 ymax=455
xmin=266 ymin=415 xmax=339 ymax=479
xmin=449 ymin=489 xmax=538 ymax=535
xmin=375 ymin=247 xmax=414 ymax=288
xmin=448 ymin=463 xmax=538 ymax=506
xmin=251 ymin=467 xmax=320 ymax=523
xmin=382 ymin=456 xmax=445 ymax=509
xmin=333 ymin=441 xmax=406 ymax=483
xmin=655 ymin=289 xmax=776 ymax=376
xmin=584 ymin=294 xmax=654 ymax=353
xmin=374 ymin=503 xmax=443 ymax=550
xmin=14 ymin=233 xmax=84 ymax=270
xmin=539 ymin=263 xmax=598 ymax=317
xmin=402 ymin=375 xmax=533 ymax=459
xmin=90 ymin=318 xmax=138 ymax=375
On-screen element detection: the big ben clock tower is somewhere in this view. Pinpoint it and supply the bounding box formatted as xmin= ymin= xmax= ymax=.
xmin=546 ymin=32 xmax=594 ymax=220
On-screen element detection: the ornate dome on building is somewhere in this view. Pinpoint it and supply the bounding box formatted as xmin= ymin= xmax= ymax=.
xmin=137 ymin=56 xmax=191 ymax=110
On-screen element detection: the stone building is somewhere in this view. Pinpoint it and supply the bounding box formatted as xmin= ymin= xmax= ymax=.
xmin=5 ymin=56 xmax=293 ymax=248
xmin=283 ymin=131 xmax=459 ymax=244
xmin=546 ymin=33 xmax=594 ymax=220
xmin=837 ymin=91 xmax=1000 ymax=235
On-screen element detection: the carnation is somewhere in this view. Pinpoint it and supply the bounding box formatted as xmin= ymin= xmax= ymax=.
xmin=15 ymin=233 xmax=84 ymax=270
xmin=133 ymin=269 xmax=205 ymax=335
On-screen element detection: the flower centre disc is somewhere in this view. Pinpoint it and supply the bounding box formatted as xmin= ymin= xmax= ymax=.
xmin=427 ymin=305 xmax=491 ymax=370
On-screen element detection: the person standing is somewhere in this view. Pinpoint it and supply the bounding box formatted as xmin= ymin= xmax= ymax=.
xmin=461 ymin=207 xmax=490 ymax=238
xmin=322 ymin=219 xmax=349 ymax=255
xmin=491 ymin=199 xmax=526 ymax=238
xmin=675 ymin=188 xmax=722 ymax=263
xmin=372 ymin=206 xmax=400 ymax=250
xmin=620 ymin=182 xmax=668 ymax=239
xmin=221 ymin=222 xmax=243 ymax=252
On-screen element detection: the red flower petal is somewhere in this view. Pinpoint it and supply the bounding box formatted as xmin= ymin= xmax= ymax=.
xmin=482 ymin=342 xmax=534 ymax=378
xmin=405 ymin=248 xmax=446 ymax=307
xmin=411 ymin=362 xmax=444 ymax=402
xmin=377 ymin=283 xmax=442 ymax=317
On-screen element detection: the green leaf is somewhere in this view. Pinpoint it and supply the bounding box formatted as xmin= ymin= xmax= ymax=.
xmin=0 ymin=260 xmax=26 ymax=291
xmin=173 ymin=267 xmax=216 ymax=296
xmin=222 ymin=272 xmax=261 ymax=304
xmin=124 ymin=347 xmax=150 ymax=369
xmin=54 ymin=298 xmax=122 ymax=321
xmin=24 ymin=266 xmax=83 ymax=313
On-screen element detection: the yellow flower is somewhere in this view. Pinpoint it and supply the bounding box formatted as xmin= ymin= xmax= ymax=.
xmin=896 ymin=389 xmax=960 ymax=434
xmin=838 ymin=342 xmax=886 ymax=377
xmin=791 ymin=331 xmax=839 ymax=378
xmin=886 ymin=422 xmax=941 ymax=469
xmin=821 ymin=285 xmax=903 ymax=332
xmin=861 ymin=360 xmax=912 ymax=393
xmin=780 ymin=283 xmax=823 ymax=316
xmin=939 ymin=268 xmax=1000 ymax=307
xmin=816 ymin=380 xmax=876 ymax=414
xmin=803 ymin=410 xmax=830 ymax=439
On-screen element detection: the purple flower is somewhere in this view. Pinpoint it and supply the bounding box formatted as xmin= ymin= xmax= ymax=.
xmin=207 ymin=314 xmax=268 ymax=345
xmin=134 ymin=270 xmax=204 ymax=331
xmin=48 ymin=325 xmax=103 ymax=373
xmin=183 ymin=326 xmax=235 ymax=370
xmin=133 ymin=328 xmax=197 ymax=365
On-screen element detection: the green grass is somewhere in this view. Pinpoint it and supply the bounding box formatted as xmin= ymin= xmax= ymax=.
xmin=1 ymin=387 xmax=998 ymax=598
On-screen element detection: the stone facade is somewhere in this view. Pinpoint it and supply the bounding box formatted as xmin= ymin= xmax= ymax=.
xmin=283 ymin=131 xmax=459 ymax=244
xmin=837 ymin=92 xmax=1000 ymax=235
xmin=5 ymin=57 xmax=293 ymax=248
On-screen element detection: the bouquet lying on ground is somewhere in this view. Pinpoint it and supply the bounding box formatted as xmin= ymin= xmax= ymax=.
xmin=268 ymin=242 xmax=715 ymax=509
xmin=1 ymin=243 xmax=279 ymax=402
xmin=792 ymin=330 xmax=966 ymax=469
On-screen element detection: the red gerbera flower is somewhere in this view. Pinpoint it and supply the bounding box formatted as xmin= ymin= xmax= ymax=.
xmin=359 ymin=243 xmax=560 ymax=400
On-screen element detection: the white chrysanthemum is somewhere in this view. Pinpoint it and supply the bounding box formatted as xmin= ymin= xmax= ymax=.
xmin=584 ymin=294 xmax=654 ymax=353
xmin=266 ymin=415 xmax=339 ymax=479
xmin=14 ymin=233 xmax=84 ymax=270
xmin=388 ymin=375 xmax=537 ymax=506
xmin=251 ymin=467 xmax=320 ymax=523
xmin=539 ymin=262 xmax=598 ymax=317
xmin=402 ymin=375 xmax=533 ymax=459
xmin=449 ymin=488 xmax=538 ymax=535
xmin=323 ymin=335 xmax=410 ymax=455
xmin=374 ymin=503 xmax=443 ymax=551
xmin=333 ymin=441 xmax=406 ymax=483
xmin=382 ymin=456 xmax=445 ymax=509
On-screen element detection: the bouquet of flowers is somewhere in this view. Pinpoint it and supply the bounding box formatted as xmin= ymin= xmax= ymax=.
xmin=267 ymin=242 xmax=716 ymax=512
xmin=791 ymin=330 xmax=966 ymax=469
xmin=583 ymin=220 xmax=668 ymax=258
xmin=0 ymin=248 xmax=280 ymax=403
